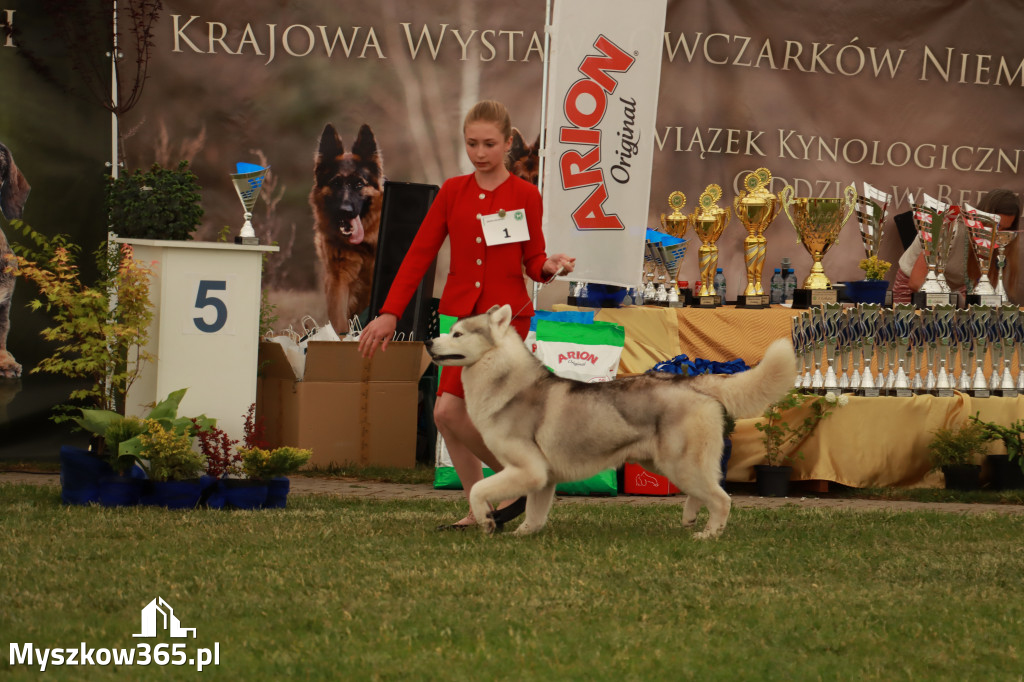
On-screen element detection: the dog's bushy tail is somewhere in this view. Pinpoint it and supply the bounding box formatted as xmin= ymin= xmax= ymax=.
xmin=691 ymin=338 xmax=797 ymax=419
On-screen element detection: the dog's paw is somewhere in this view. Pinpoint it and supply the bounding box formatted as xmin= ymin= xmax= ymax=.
xmin=511 ymin=522 xmax=538 ymax=537
xmin=480 ymin=517 xmax=498 ymax=535
xmin=0 ymin=355 xmax=22 ymax=379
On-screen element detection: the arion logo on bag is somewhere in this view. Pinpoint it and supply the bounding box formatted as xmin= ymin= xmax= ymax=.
xmin=133 ymin=597 xmax=196 ymax=639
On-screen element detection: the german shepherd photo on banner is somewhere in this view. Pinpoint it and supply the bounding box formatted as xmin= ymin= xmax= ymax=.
xmin=309 ymin=123 xmax=383 ymax=333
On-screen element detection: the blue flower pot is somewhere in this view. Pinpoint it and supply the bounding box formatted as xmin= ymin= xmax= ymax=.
xmin=141 ymin=479 xmax=205 ymax=509
xmin=842 ymin=280 xmax=889 ymax=304
xmin=221 ymin=479 xmax=269 ymax=510
xmin=97 ymin=475 xmax=144 ymax=507
xmin=264 ymin=477 xmax=290 ymax=509
xmin=59 ymin=446 xmax=113 ymax=506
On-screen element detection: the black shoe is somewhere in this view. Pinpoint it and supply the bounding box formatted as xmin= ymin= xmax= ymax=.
xmin=488 ymin=496 xmax=527 ymax=527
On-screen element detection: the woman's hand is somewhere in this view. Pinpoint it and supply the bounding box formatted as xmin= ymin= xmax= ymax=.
xmin=543 ymin=253 xmax=576 ymax=280
xmin=358 ymin=313 xmax=398 ymax=359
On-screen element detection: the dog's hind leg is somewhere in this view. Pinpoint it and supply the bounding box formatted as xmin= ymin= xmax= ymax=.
xmin=681 ymin=494 xmax=703 ymax=528
xmin=468 ymin=464 xmax=546 ymax=535
xmin=511 ymin=482 xmax=556 ymax=536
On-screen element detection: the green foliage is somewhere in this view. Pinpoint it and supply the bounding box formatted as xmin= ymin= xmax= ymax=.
xmin=858 ymin=254 xmax=892 ymax=280
xmin=105 ymin=161 xmax=204 ymax=240
xmin=969 ymin=413 xmax=1024 ymax=472
xmin=754 ymin=388 xmax=844 ymax=466
xmin=103 ymin=416 xmax=145 ymax=473
xmin=138 ymin=419 xmax=207 ymax=482
xmin=239 ymin=446 xmax=312 ymax=479
xmin=927 ymin=420 xmax=992 ymax=470
xmin=5 ymin=220 xmax=154 ymax=419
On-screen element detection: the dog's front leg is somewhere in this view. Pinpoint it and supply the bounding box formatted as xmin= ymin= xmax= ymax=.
xmin=512 ymin=482 xmax=556 ymax=536
xmin=467 ymin=466 xmax=543 ymax=535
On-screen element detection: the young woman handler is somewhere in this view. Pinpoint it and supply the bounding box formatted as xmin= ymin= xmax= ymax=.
xmin=358 ymin=100 xmax=576 ymax=529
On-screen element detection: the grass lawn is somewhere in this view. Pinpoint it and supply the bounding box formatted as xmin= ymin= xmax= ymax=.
xmin=3 ymin=483 xmax=1024 ymax=681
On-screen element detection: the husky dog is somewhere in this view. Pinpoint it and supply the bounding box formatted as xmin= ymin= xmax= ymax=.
xmin=425 ymin=305 xmax=797 ymax=539
xmin=309 ymin=123 xmax=383 ymax=333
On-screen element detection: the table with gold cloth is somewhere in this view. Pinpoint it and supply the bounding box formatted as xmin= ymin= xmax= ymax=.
xmin=554 ymin=304 xmax=1023 ymax=488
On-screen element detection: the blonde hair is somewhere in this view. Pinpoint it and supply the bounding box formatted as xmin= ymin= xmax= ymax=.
xmin=463 ymin=100 xmax=512 ymax=141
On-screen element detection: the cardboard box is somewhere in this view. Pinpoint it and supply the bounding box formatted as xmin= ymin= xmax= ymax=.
xmin=256 ymin=340 xmax=431 ymax=469
xmin=622 ymin=463 xmax=680 ymax=495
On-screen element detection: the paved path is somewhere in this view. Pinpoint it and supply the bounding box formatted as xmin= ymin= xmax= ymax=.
xmin=3 ymin=472 xmax=1024 ymax=516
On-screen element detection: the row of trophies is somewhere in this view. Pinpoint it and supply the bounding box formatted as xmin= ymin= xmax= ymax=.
xmin=792 ymin=302 xmax=1023 ymax=398
xmin=636 ymin=168 xmax=1018 ymax=310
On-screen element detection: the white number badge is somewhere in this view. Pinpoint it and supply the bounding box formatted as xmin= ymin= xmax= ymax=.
xmin=480 ymin=208 xmax=529 ymax=246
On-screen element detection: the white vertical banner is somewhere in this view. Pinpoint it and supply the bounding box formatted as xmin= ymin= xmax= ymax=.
xmin=541 ymin=0 xmax=668 ymax=288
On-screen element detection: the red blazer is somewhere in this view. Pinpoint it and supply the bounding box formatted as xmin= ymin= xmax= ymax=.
xmin=379 ymin=173 xmax=549 ymax=321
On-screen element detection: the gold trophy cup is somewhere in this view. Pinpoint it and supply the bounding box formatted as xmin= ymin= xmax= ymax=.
xmin=733 ymin=168 xmax=780 ymax=308
xmin=659 ymin=191 xmax=689 ymax=239
xmin=781 ymin=183 xmax=857 ymax=308
xmin=689 ymin=184 xmax=731 ymax=307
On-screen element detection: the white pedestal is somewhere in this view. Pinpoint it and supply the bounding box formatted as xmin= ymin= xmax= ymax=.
xmin=116 ymin=238 xmax=279 ymax=443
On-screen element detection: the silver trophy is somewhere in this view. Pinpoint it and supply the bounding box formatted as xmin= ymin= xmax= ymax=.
xmin=892 ymin=304 xmax=917 ymax=397
xmin=657 ymin=237 xmax=689 ymax=307
xmin=856 ymin=182 xmax=891 ymax=263
xmin=230 ymin=162 xmax=270 ymax=245
xmin=967 ymin=305 xmax=993 ymax=397
xmin=846 ymin=307 xmax=863 ymax=392
xmin=1014 ymin=308 xmax=1024 ymax=392
xmin=963 ymin=204 xmax=1003 ymax=305
xmin=931 ymin=304 xmax=957 ymax=397
xmin=996 ymin=305 xmax=1019 ymax=397
xmin=994 ymin=231 xmax=1018 ymax=302
xmin=858 ymin=303 xmax=882 ymax=397
xmin=910 ymin=193 xmax=957 ymax=306
xmin=954 ymin=309 xmax=973 ymax=392
xmin=913 ymin=312 xmax=930 ymax=392
xmin=821 ymin=303 xmax=844 ymax=396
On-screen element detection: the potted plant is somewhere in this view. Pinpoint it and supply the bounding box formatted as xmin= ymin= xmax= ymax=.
xmin=968 ymin=414 xmax=1024 ymax=490
xmin=843 ymin=255 xmax=892 ymax=304
xmin=105 ymin=161 xmax=204 ymax=240
xmin=237 ymin=445 xmax=312 ymax=509
xmin=4 ymin=221 xmax=154 ymax=504
xmin=926 ymin=420 xmax=991 ymax=491
xmin=137 ymin=418 xmax=209 ymax=509
xmin=753 ymin=389 xmax=846 ymax=497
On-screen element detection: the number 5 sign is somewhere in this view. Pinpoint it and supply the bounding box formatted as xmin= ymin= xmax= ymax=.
xmin=188 ymin=277 xmax=234 ymax=335
xmin=116 ymin=239 xmax=278 ymax=443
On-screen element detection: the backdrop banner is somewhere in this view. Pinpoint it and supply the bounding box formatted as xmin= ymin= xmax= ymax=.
xmin=541 ymin=0 xmax=667 ymax=288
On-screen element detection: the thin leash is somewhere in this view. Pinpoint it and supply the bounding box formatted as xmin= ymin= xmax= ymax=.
xmin=512 ymin=265 xmax=566 ymax=319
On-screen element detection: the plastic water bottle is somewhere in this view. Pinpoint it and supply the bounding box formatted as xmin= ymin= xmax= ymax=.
xmin=713 ymin=267 xmax=727 ymax=302
xmin=769 ymin=268 xmax=783 ymax=304
xmin=783 ymin=268 xmax=797 ymax=302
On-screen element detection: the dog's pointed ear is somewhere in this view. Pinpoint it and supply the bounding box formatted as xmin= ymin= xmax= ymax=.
xmin=489 ymin=304 xmax=513 ymax=336
xmin=351 ymin=124 xmax=380 ymax=164
xmin=314 ymin=124 xmax=343 ymax=187
xmin=508 ymin=128 xmax=526 ymax=166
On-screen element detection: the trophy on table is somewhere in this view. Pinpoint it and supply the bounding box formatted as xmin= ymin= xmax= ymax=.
xmin=733 ymin=168 xmax=780 ymax=308
xmin=967 ymin=305 xmax=994 ymax=397
xmin=954 ymin=309 xmax=973 ymax=392
xmin=821 ymin=303 xmax=844 ymax=396
xmin=910 ymin=194 xmax=959 ymax=308
xmin=659 ymin=190 xmax=690 ymax=304
xmin=230 ymin=162 xmax=270 ymax=245
xmin=892 ymin=303 xmax=917 ymax=397
xmin=994 ymin=231 xmax=1018 ymax=302
xmin=931 ymin=304 xmax=957 ymax=397
xmin=791 ymin=314 xmax=810 ymax=389
xmin=857 ymin=303 xmax=882 ymax=397
xmin=995 ymin=305 xmax=1019 ymax=397
xmin=1013 ymin=308 xmax=1024 ymax=392
xmin=657 ymin=237 xmax=689 ymax=307
xmin=781 ymin=183 xmax=857 ymax=308
xmin=854 ymin=182 xmax=892 ymax=299
xmin=689 ymin=184 xmax=731 ymax=307
xmin=963 ymin=204 xmax=1004 ymax=306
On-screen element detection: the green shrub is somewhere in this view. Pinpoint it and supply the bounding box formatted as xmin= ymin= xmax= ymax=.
xmin=106 ymin=160 xmax=204 ymax=240
xmin=927 ymin=421 xmax=991 ymax=469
